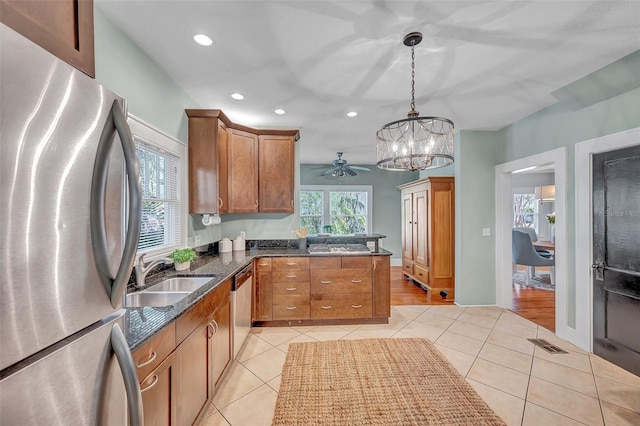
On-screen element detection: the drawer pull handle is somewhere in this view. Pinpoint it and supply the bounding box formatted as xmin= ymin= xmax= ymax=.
xmin=286 ymin=274 xmax=296 ymax=278
xmin=286 ymin=262 xmax=297 ymax=265
xmin=137 ymin=351 xmax=157 ymax=368
xmin=285 ymin=306 xmax=297 ymax=310
xmin=351 ymin=304 xmax=363 ymax=309
xmin=320 ymin=280 xmax=332 ymax=284
xmin=351 ymin=279 xmax=362 ymax=283
xmin=321 ymin=305 xmax=332 ymax=309
xmin=259 ymin=262 xmax=269 ymax=266
xmin=140 ymin=375 xmax=159 ymax=393
xmin=286 ymin=287 xmax=297 ymax=291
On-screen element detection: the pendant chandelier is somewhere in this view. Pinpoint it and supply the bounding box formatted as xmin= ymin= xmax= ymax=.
xmin=376 ymin=32 xmax=454 ymax=171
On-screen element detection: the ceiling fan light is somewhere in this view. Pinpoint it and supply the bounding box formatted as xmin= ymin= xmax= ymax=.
xmin=376 ymin=32 xmax=454 ymax=172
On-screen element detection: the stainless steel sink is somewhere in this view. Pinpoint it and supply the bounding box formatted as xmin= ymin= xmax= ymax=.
xmin=144 ymin=276 xmax=213 ymax=293
xmin=125 ymin=291 xmax=191 ymax=307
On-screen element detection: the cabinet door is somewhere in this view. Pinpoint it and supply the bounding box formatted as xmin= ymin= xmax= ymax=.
xmin=254 ymin=270 xmax=273 ymax=321
xmin=140 ymin=352 xmax=176 ymax=426
xmin=372 ymin=256 xmax=391 ymax=318
xmin=187 ymin=117 xmax=222 ymax=214
xmin=0 ymin=0 xmax=94 ymax=77
xmin=258 ymin=135 xmax=295 ymax=213
xmin=228 ymin=129 xmax=258 ymax=212
xmin=401 ymin=192 xmax=414 ymax=261
xmin=175 ymin=324 xmax=210 ymax=426
xmin=413 ymin=190 xmax=428 ymax=268
xmin=211 ymin=297 xmax=231 ymax=388
xmin=217 ymin=121 xmax=229 ymax=214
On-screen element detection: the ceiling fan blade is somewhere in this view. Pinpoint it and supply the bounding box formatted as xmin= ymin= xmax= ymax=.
xmin=344 ymin=167 xmax=358 ymax=176
xmin=349 ymin=166 xmax=371 ymax=171
xmin=321 ymin=167 xmax=336 ymax=176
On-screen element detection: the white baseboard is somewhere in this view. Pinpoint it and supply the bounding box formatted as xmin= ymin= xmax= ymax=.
xmin=390 ymin=258 xmax=402 ymax=267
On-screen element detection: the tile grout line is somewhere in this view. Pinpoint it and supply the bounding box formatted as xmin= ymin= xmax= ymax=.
xmin=521 ymin=324 xmax=539 ymax=426
xmin=589 ymin=354 xmax=607 ymax=426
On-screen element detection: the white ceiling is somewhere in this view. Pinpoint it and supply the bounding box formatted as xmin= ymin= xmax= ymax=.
xmin=96 ymin=1 xmax=640 ymax=166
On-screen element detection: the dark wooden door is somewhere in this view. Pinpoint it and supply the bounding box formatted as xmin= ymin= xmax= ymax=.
xmin=259 ymin=135 xmax=295 ymax=213
xmin=228 ymin=129 xmax=258 ymax=213
xmin=592 ymin=144 xmax=640 ymax=376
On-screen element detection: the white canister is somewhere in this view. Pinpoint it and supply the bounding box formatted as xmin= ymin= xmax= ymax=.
xmin=233 ymin=236 xmax=245 ymax=251
xmin=219 ymin=238 xmax=232 ymax=253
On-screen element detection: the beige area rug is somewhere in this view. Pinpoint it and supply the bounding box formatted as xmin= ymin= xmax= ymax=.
xmin=273 ymin=338 xmax=506 ymax=426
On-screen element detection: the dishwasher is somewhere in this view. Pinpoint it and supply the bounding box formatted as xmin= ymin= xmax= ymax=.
xmin=232 ymin=264 xmax=253 ymax=359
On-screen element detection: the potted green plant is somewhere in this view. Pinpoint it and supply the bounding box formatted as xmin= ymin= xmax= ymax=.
xmin=169 ymin=248 xmax=197 ymax=271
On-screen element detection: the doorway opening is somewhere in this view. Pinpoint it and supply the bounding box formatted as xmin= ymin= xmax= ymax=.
xmin=495 ymin=148 xmax=568 ymax=339
xmin=511 ymin=168 xmax=556 ymax=331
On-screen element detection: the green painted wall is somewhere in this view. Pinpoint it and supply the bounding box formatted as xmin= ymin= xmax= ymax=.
xmin=300 ymin=164 xmax=416 ymax=261
xmin=446 ymin=53 xmax=639 ymax=315
xmin=93 ymin=9 xmax=221 ymax=246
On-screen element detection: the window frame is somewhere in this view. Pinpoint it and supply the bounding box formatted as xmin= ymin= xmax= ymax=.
xmin=300 ymin=185 xmax=373 ymax=234
xmin=127 ymin=114 xmax=188 ymax=258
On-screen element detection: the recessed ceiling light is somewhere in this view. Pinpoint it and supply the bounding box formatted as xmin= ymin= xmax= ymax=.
xmin=193 ymin=34 xmax=213 ymax=46
xmin=231 ymin=93 xmax=245 ymax=100
xmin=274 ymin=108 xmax=286 ymax=115
xmin=347 ymin=111 xmax=358 ymax=117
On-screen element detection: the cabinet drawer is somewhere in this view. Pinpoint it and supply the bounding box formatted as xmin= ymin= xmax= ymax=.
xmin=273 ymin=281 xmax=310 ymax=295
xmin=414 ymin=265 xmax=429 ymax=284
xmin=272 ymin=257 xmax=309 ymax=271
xmin=273 ymin=294 xmax=310 ymax=320
xmin=255 ymin=258 xmax=272 ymax=271
xmin=341 ymin=256 xmax=372 ymax=269
xmin=309 ymin=257 xmax=341 ymax=269
xmin=402 ymin=260 xmax=414 ymax=275
xmin=272 ymin=269 xmax=310 ymax=282
xmin=310 ymin=269 xmax=372 ymax=294
xmin=311 ymin=294 xmax=372 ymax=319
xmin=133 ymin=323 xmax=176 ymax=382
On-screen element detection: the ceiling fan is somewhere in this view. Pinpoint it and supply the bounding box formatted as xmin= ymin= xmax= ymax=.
xmin=321 ymin=152 xmax=371 ymax=177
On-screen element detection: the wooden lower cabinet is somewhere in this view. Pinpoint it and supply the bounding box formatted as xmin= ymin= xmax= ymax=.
xmin=210 ymin=297 xmax=231 ymax=388
xmin=140 ymin=352 xmax=176 ymax=426
xmin=175 ymin=323 xmax=210 ymax=426
xmin=253 ymin=255 xmax=390 ymax=325
xmin=133 ymin=278 xmax=232 ymax=426
xmin=254 ymin=258 xmax=273 ymax=321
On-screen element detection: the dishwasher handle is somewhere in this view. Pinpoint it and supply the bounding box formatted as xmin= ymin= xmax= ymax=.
xmin=234 ymin=264 xmax=253 ymax=290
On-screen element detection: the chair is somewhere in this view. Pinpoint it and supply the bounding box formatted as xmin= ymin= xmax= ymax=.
xmin=514 ymin=227 xmax=552 ymax=258
xmin=512 ymin=230 xmax=555 ymax=285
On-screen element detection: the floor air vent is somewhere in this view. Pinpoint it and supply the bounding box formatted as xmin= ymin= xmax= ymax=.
xmin=527 ymin=339 xmax=568 ymax=354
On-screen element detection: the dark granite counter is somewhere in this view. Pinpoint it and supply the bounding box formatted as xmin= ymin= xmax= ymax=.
xmin=124 ymin=246 xmax=392 ymax=351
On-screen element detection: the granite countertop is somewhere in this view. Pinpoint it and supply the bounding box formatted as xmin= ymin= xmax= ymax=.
xmin=124 ymin=246 xmax=392 ymax=351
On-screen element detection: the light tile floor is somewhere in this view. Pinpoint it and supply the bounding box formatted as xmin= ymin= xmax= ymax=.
xmin=198 ymin=305 xmax=640 ymax=426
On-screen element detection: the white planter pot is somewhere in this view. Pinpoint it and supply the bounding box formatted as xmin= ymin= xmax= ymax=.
xmin=175 ymin=261 xmax=191 ymax=271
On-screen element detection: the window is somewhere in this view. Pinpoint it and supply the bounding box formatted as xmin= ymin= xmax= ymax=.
xmin=513 ymin=193 xmax=537 ymax=229
xmin=128 ymin=115 xmax=187 ymax=255
xmin=300 ymin=185 xmax=372 ymax=234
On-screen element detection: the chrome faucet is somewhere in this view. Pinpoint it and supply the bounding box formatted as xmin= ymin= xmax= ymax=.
xmin=135 ymin=253 xmax=172 ymax=289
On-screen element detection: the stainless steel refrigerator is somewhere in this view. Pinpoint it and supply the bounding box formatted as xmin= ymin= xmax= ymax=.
xmin=0 ymin=24 xmax=143 ymax=425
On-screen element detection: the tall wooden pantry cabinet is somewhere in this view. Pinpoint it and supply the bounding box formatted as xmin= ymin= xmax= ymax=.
xmin=398 ymin=177 xmax=455 ymax=300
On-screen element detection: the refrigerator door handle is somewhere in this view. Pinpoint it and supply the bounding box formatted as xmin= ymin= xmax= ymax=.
xmin=91 ymin=100 xmax=143 ymax=307
xmin=111 ymin=322 xmax=144 ymax=426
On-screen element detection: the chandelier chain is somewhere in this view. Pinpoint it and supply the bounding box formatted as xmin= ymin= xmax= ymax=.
xmin=410 ymin=44 xmax=416 ymax=111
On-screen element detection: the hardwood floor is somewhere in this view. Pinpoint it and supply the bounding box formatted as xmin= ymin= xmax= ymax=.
xmin=390 ymin=266 xmax=456 ymax=306
xmin=390 ymin=265 xmax=556 ymax=331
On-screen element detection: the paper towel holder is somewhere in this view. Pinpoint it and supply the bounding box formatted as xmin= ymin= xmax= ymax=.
xmin=202 ymin=214 xmax=221 ymax=226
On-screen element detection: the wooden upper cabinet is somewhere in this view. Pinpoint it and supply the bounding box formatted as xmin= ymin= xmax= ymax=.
xmin=259 ymin=135 xmax=295 ymax=213
xmin=228 ymin=129 xmax=259 ymax=213
xmin=0 ymin=0 xmax=95 ymax=77
xmin=185 ymin=109 xmax=299 ymax=215
xmin=186 ymin=113 xmax=224 ymax=214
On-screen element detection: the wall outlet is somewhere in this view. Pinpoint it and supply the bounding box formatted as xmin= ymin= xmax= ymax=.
xmin=482 ymin=228 xmax=491 ymax=236
xmin=240 ymin=231 xmax=246 ymax=238
xmin=195 ymin=235 xmax=202 ymax=245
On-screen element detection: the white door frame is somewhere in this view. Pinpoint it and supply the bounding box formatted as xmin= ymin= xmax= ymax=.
xmin=495 ymin=148 xmax=569 ymax=339
xmin=574 ymin=127 xmax=640 ymax=351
